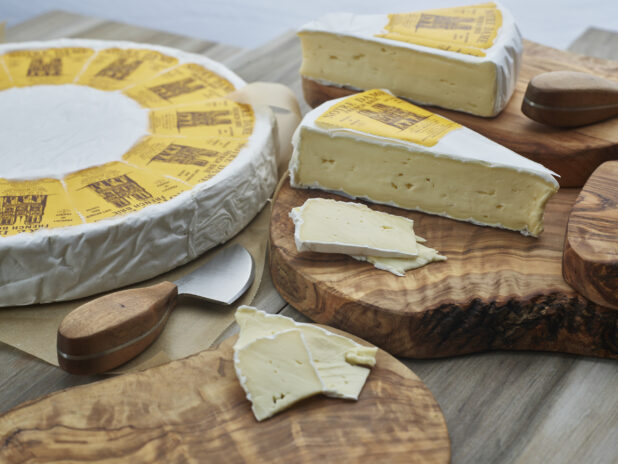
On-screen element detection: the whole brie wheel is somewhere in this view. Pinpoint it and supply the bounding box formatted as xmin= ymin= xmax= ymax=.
xmin=0 ymin=39 xmax=277 ymax=306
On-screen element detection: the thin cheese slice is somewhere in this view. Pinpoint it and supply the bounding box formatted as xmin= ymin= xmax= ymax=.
xmin=290 ymin=198 xmax=418 ymax=258
xmin=235 ymin=306 xmax=377 ymax=400
xmin=353 ymin=243 xmax=447 ymax=276
xmin=234 ymin=329 xmax=324 ymax=422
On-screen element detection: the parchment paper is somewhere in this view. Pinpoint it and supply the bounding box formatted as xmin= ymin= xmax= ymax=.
xmin=0 ymin=82 xmax=301 ymax=373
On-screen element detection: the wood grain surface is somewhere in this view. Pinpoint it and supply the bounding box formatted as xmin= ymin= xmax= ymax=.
xmin=563 ymin=161 xmax=618 ymax=309
xmin=0 ymin=332 xmax=450 ymax=464
xmin=1 ymin=14 xmax=617 ymax=464
xmin=270 ymin=177 xmax=617 ymax=359
xmin=301 ymin=40 xmax=618 ymax=187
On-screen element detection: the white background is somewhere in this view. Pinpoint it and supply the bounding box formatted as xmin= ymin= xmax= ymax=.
xmin=1 ymin=1 xmax=617 ymax=50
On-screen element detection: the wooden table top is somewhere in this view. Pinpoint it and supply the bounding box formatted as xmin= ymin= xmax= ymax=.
xmin=1 ymin=11 xmax=616 ymax=464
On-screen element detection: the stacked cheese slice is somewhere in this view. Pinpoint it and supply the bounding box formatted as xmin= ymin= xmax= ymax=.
xmin=290 ymin=89 xmax=559 ymax=237
xmin=0 ymin=39 xmax=277 ymax=306
xmin=234 ymin=306 xmax=377 ymax=421
xmin=298 ymin=2 xmax=522 ymax=116
xmin=290 ymin=198 xmax=446 ymax=276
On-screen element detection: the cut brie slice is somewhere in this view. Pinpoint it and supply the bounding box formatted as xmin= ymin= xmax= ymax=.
xmin=235 ymin=306 xmax=377 ymax=400
xmin=290 ymin=198 xmax=418 ymax=258
xmin=298 ymin=2 xmax=522 ymax=117
xmin=290 ymin=89 xmax=559 ymax=236
xmin=353 ymin=243 xmax=447 ymax=276
xmin=234 ymin=329 xmax=324 ymax=421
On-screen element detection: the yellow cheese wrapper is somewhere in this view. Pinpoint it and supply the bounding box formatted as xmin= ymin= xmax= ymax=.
xmin=315 ymin=89 xmax=460 ymax=147
xmin=0 ymin=178 xmax=82 ymax=237
xmin=3 ymin=47 xmax=95 ymax=86
xmin=64 ymin=161 xmax=190 ymax=223
xmin=0 ymin=58 xmax=13 ymax=90
xmin=123 ymin=63 xmax=236 ymax=108
xmin=376 ymin=2 xmax=503 ymax=57
xmin=123 ymin=136 xmax=247 ymax=186
xmin=76 ymin=48 xmax=179 ymax=91
xmin=149 ymin=99 xmax=254 ymax=137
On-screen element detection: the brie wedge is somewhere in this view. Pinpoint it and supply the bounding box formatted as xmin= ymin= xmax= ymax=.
xmin=299 ymin=2 xmax=522 ymax=117
xmin=290 ymin=89 xmax=559 ymax=236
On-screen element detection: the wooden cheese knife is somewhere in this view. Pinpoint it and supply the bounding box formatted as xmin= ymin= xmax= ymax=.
xmin=57 ymin=244 xmax=254 ymax=375
xmin=522 ymin=70 xmax=618 ymax=127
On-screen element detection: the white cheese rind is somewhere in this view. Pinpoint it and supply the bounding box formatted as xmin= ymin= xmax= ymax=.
xmin=0 ymin=39 xmax=277 ymax=306
xmin=289 ymin=198 xmax=418 ymax=258
xmin=299 ymin=2 xmax=522 ymax=116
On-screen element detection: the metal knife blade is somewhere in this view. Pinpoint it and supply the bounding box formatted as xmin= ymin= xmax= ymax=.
xmin=175 ymin=244 xmax=255 ymax=305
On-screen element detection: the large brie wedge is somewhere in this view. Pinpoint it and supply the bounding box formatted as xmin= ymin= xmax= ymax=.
xmin=299 ymin=2 xmax=522 ymax=117
xmin=289 ymin=89 xmax=559 ymax=236
xmin=0 ymin=39 xmax=278 ymax=306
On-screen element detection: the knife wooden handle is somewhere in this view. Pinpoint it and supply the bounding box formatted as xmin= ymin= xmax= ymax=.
xmin=522 ymin=71 xmax=618 ymax=127
xmin=57 ymin=281 xmax=178 ymax=375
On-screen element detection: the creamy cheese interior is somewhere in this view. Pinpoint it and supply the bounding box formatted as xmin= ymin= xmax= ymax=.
xmin=299 ymin=32 xmax=498 ymax=117
xmin=295 ymin=128 xmax=557 ymax=236
xmin=0 ymin=85 xmax=148 ymax=180
xmin=235 ymin=329 xmax=324 ymax=422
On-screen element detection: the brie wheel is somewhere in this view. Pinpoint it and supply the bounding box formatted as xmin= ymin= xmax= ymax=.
xmin=0 ymin=39 xmax=277 ymax=306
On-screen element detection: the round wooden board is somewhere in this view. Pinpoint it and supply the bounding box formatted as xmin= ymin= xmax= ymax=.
xmin=269 ymin=177 xmax=618 ymax=360
xmin=301 ymin=40 xmax=618 ymax=188
xmin=0 ymin=329 xmax=450 ymax=464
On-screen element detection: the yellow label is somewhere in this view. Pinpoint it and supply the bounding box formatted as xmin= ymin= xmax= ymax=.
xmin=0 ymin=178 xmax=82 ymax=237
xmin=0 ymin=57 xmax=13 ymax=90
xmin=123 ymin=63 xmax=236 ymax=108
xmin=64 ymin=161 xmax=190 ymax=223
xmin=376 ymin=3 xmax=502 ymax=57
xmin=315 ymin=89 xmax=460 ymax=147
xmin=76 ymin=48 xmax=179 ymax=91
xmin=149 ymin=98 xmax=254 ymax=137
xmin=123 ymin=136 xmax=247 ymax=185
xmin=3 ymin=47 xmax=95 ymax=86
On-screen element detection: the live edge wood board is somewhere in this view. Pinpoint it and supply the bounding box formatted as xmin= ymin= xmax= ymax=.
xmin=302 ymin=40 xmax=618 ymax=187
xmin=269 ymin=177 xmax=618 ymax=360
xmin=0 ymin=333 xmax=450 ymax=464
xmin=563 ymin=161 xmax=618 ymax=310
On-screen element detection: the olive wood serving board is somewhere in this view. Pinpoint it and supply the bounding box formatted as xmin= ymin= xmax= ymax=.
xmin=0 ymin=330 xmax=450 ymax=464
xmin=302 ymin=40 xmax=618 ymax=187
xmin=563 ymin=161 xmax=618 ymax=309
xmin=269 ymin=177 xmax=617 ymax=359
